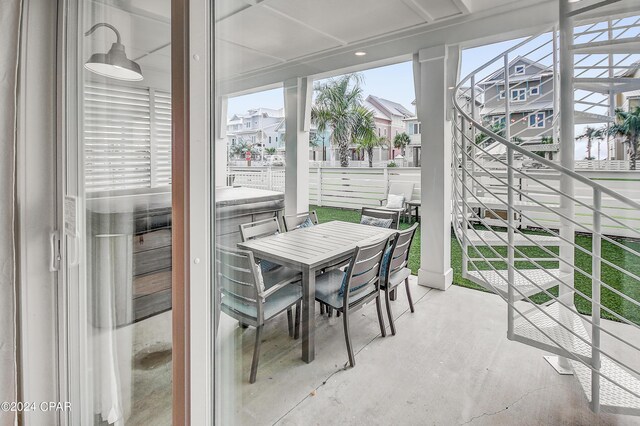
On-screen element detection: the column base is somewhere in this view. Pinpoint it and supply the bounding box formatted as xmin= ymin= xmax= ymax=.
xmin=418 ymin=267 xmax=453 ymax=290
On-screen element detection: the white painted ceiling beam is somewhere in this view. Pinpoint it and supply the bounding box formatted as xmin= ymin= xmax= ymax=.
xmin=401 ymin=0 xmax=435 ymax=23
xmin=262 ymin=4 xmax=348 ymax=46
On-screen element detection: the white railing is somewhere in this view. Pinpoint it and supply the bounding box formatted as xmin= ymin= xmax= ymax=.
xmin=453 ymin=8 xmax=640 ymax=416
xmin=575 ymin=160 xmax=632 ymax=171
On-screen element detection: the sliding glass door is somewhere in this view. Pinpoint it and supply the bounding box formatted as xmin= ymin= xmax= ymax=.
xmin=62 ymin=1 xmax=174 ymax=424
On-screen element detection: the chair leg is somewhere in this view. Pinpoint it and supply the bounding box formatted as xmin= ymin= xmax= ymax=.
xmin=384 ymin=289 xmax=396 ymax=336
xmin=328 ymin=307 xmax=333 ymax=317
xmin=294 ymin=301 xmax=301 ymax=340
xmin=390 ymin=288 xmax=397 ymax=301
xmin=249 ymin=325 xmax=263 ymax=384
xmin=336 ymin=310 xmax=341 ymax=318
xmin=320 ymin=303 xmax=325 ymax=315
xmin=375 ymin=294 xmax=387 ymax=337
xmin=287 ymin=308 xmax=294 ymax=337
xmin=405 ymin=278 xmax=415 ymax=313
xmin=342 ymin=309 xmax=355 ymax=367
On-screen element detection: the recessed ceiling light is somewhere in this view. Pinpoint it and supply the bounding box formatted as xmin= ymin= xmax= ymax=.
xmin=354 ymin=51 xmax=367 ymax=56
xmin=448 ymin=86 xmax=455 ymax=89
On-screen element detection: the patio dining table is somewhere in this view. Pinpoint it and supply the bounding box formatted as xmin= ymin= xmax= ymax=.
xmin=237 ymin=220 xmax=396 ymax=363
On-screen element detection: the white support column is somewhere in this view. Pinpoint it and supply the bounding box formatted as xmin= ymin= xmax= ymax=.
xmin=414 ymin=45 xmax=460 ymax=290
xmin=284 ymin=77 xmax=312 ymax=215
xmin=215 ymin=95 xmax=228 ymax=187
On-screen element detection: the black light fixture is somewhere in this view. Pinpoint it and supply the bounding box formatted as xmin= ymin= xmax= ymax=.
xmin=84 ymin=23 xmax=143 ymax=81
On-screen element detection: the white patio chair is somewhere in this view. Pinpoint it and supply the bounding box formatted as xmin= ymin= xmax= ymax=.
xmin=378 ymin=182 xmax=415 ymax=223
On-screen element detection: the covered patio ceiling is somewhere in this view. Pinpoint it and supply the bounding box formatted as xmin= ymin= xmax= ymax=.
xmin=215 ymin=0 xmax=557 ymax=95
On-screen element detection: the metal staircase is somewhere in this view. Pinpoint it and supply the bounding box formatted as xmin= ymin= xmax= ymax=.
xmin=452 ymin=0 xmax=640 ymax=416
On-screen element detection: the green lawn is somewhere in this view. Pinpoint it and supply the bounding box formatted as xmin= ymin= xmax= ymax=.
xmin=311 ymin=205 xmax=640 ymax=326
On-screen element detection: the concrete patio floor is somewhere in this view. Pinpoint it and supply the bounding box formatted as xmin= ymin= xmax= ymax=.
xmin=216 ymin=277 xmax=639 ymax=425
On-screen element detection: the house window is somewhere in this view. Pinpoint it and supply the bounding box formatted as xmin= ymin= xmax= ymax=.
xmin=499 ymin=90 xmax=505 ymax=100
xmin=275 ymin=136 xmax=278 ymax=142
xmin=491 ymin=116 xmax=506 ymax=126
xmin=413 ymin=123 xmax=421 ymax=134
xmin=528 ymin=112 xmax=546 ymax=128
xmin=514 ymin=65 xmax=525 ymax=75
xmin=530 ymin=85 xmax=539 ymax=96
xmin=511 ymin=88 xmax=526 ymax=102
xmin=268 ymin=136 xmax=272 ymax=144
xmin=378 ymin=128 xmax=381 ymax=136
xmin=383 ymin=128 xmax=387 ymax=136
xmin=245 ymin=122 xmax=251 ymax=128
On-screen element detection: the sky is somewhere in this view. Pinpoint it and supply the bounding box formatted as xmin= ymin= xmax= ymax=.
xmin=228 ymin=35 xmax=608 ymax=160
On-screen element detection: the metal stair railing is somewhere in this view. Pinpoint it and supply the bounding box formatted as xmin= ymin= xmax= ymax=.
xmin=452 ymin=9 xmax=640 ymax=415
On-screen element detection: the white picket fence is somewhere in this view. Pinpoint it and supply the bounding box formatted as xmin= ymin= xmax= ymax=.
xmin=228 ymin=166 xmax=640 ymax=238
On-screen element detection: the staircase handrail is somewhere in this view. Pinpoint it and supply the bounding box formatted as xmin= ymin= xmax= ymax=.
xmin=453 ymin=35 xmax=640 ymax=212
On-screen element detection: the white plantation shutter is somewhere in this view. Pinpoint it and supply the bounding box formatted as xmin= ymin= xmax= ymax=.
xmin=83 ymin=82 xmax=172 ymax=192
xmin=153 ymin=90 xmax=172 ymax=187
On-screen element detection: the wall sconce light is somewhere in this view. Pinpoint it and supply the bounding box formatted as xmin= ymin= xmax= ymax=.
xmin=84 ymin=23 xmax=143 ymax=81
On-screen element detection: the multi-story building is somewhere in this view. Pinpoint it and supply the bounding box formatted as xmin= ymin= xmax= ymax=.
xmin=364 ymin=95 xmax=414 ymax=159
xmin=226 ymin=107 xmax=285 ymax=154
xmin=478 ymin=56 xmax=555 ymax=142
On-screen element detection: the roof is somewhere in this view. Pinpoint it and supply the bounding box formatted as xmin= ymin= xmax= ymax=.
xmin=363 ymin=99 xmax=390 ymax=120
xmin=478 ymin=56 xmax=552 ymax=86
xmin=366 ymin=95 xmax=414 ymax=118
xmin=228 ymin=107 xmax=285 ymax=121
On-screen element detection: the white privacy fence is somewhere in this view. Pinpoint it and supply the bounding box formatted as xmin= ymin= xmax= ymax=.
xmin=228 ymin=166 xmax=640 ymax=238
xmin=475 ymin=170 xmax=640 ymax=238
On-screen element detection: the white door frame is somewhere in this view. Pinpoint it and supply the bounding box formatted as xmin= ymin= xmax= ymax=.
xmin=16 ymin=0 xmax=66 ymax=424
xmin=186 ymin=0 xmax=214 ymax=423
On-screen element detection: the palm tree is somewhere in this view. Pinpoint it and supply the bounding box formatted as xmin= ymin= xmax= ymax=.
xmin=265 ymin=147 xmax=276 ymax=155
xmin=576 ymin=126 xmax=603 ymax=160
xmin=230 ymin=139 xmax=257 ymax=159
xmin=393 ymin=132 xmax=411 ymax=156
xmin=311 ymin=73 xmax=367 ymax=167
xmin=352 ymin=106 xmax=379 ymax=167
xmin=609 ymin=107 xmax=640 ymax=170
xmin=475 ymin=121 xmax=505 ymax=146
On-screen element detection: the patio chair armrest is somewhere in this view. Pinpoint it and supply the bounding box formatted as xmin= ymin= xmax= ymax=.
xmin=379 ymin=198 xmax=387 ymax=206
xmin=260 ymin=275 xmax=300 ymax=300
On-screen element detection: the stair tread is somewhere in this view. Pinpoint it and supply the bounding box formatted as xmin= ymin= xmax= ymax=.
xmin=572 ymin=38 xmax=640 ymax=54
xmin=514 ymin=302 xmax=592 ymax=358
xmin=574 ymin=77 xmax=640 ymax=94
xmin=513 ymin=303 xmax=640 ymax=413
xmin=575 ymin=110 xmax=614 ymax=124
xmin=466 ymin=196 xmax=557 ymax=212
xmin=465 ymin=230 xmax=560 ymax=246
xmin=572 ymin=357 xmax=640 ymax=414
xmin=466 ymin=268 xmax=565 ymax=300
